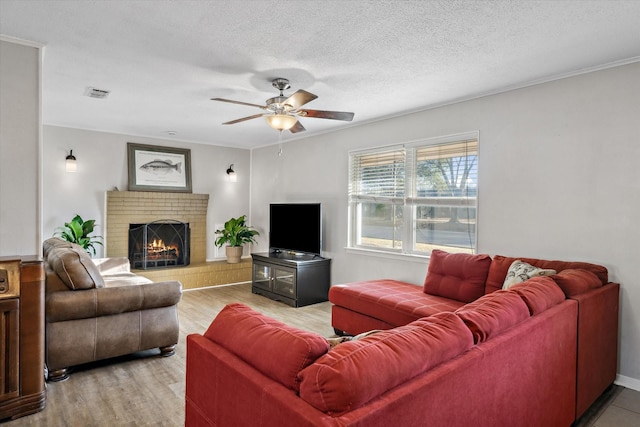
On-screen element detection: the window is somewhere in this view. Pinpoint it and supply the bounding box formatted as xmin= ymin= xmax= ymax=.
xmin=348 ymin=134 xmax=478 ymax=255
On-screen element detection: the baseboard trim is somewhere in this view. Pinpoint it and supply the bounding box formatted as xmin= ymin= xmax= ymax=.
xmin=182 ymin=280 xmax=251 ymax=292
xmin=615 ymin=374 xmax=640 ymax=392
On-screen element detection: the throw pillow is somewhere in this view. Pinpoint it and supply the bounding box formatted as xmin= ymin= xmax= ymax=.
xmin=502 ymin=260 xmax=556 ymax=290
xmin=423 ymin=249 xmax=492 ymax=303
xmin=326 ymin=330 xmax=382 ymax=348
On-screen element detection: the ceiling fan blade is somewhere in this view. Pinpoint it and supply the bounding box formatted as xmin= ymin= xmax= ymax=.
xmin=284 ymin=90 xmax=318 ymax=109
xmin=222 ymin=113 xmax=264 ymax=125
xmin=298 ymin=109 xmax=354 ymax=121
xmin=289 ymin=121 xmax=306 ymax=133
xmin=211 ymin=98 xmax=266 ymax=109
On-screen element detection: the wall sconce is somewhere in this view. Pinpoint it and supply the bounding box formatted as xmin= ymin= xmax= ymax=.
xmin=226 ymin=164 xmax=237 ymax=182
xmin=65 ymin=150 xmax=77 ymax=172
xmin=265 ymin=114 xmax=297 ymax=131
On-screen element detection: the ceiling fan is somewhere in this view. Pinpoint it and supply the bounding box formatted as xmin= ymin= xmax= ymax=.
xmin=211 ymin=78 xmax=354 ymax=133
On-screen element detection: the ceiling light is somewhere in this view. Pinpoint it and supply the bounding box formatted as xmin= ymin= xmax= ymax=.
xmin=265 ymin=114 xmax=297 ymax=131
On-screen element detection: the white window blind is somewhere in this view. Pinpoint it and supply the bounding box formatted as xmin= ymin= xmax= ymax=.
xmin=349 ymin=148 xmax=405 ymax=202
xmin=349 ymin=135 xmax=478 ymax=255
xmin=349 ymin=147 xmax=406 ymax=251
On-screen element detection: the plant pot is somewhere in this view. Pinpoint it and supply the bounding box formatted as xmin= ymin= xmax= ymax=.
xmin=225 ymin=246 xmax=243 ymax=264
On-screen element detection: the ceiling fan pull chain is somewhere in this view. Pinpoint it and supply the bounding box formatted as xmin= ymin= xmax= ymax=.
xmin=278 ymin=130 xmax=283 ymax=156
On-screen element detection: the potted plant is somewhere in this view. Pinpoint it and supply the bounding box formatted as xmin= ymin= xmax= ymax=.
xmin=214 ymin=215 xmax=260 ymax=263
xmin=54 ymin=214 xmax=103 ymax=256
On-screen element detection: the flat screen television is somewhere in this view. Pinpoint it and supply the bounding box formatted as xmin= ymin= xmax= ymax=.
xmin=269 ymin=203 xmax=322 ymax=255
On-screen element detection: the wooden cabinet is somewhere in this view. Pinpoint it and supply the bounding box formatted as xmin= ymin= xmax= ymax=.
xmin=0 ymin=257 xmax=46 ymax=421
xmin=0 ymin=299 xmax=20 ymax=402
xmin=251 ymin=253 xmax=330 ymax=307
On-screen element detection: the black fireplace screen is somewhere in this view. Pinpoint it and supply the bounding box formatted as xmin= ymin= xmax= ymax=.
xmin=128 ymin=220 xmax=190 ymax=269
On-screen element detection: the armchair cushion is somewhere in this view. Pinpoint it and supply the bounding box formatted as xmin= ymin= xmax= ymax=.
xmin=48 ymin=246 xmax=105 ymax=290
xmin=92 ymin=257 xmax=132 ymax=275
xmin=102 ymin=273 xmax=153 ymax=286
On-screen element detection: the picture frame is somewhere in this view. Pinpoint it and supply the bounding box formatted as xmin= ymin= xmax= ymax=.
xmin=127 ymin=143 xmax=192 ymax=192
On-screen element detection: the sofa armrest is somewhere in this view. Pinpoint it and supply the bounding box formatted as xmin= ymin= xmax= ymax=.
xmin=92 ymin=257 xmax=131 ymax=274
xmin=570 ymin=282 xmax=619 ymax=418
xmin=186 ymin=334 xmax=330 ymax=427
xmin=47 ymin=280 xmax=182 ymax=323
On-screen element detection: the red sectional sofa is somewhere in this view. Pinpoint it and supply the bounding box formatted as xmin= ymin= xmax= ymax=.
xmin=330 ymin=250 xmax=620 ymax=421
xmin=184 ymin=251 xmax=618 ymax=426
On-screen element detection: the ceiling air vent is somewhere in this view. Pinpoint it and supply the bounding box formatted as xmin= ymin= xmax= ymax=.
xmin=85 ymin=87 xmax=110 ymax=99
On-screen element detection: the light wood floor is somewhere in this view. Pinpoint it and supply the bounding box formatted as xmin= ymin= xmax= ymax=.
xmin=5 ymin=282 xmax=333 ymax=426
xmin=5 ymin=283 xmax=638 ymax=426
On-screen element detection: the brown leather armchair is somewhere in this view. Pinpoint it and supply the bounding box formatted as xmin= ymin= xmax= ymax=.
xmin=43 ymin=238 xmax=182 ymax=381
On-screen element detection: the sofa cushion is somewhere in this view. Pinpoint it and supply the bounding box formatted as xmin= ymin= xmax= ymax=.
xmin=298 ymin=312 xmax=473 ymax=415
xmin=485 ymin=255 xmax=609 ymax=294
xmin=423 ymin=250 xmax=492 ymax=303
xmin=508 ymin=276 xmax=566 ymax=315
xmin=552 ymin=268 xmax=603 ymax=297
xmin=455 ymin=290 xmax=530 ymax=344
xmin=47 ymin=247 xmax=105 ymax=290
xmin=502 ymin=260 xmax=556 ymax=289
xmin=329 ymin=280 xmax=465 ymax=327
xmin=204 ymin=303 xmax=329 ymax=392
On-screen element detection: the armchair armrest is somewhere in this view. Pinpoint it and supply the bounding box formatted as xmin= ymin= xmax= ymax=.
xmin=47 ymin=280 xmax=182 ymax=323
xmin=92 ymin=257 xmax=132 ymax=274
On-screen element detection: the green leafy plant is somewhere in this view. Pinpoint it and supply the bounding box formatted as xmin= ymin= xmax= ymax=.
xmin=54 ymin=214 xmax=103 ymax=256
xmin=214 ymin=215 xmax=260 ymax=247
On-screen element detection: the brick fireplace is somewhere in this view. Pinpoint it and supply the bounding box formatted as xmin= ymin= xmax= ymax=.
xmin=105 ymin=191 xmax=250 ymax=289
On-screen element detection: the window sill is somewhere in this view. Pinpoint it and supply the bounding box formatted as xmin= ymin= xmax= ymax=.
xmin=344 ymin=247 xmax=431 ymax=263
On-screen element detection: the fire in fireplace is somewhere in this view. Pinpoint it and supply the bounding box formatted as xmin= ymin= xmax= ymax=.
xmin=128 ymin=220 xmax=190 ymax=269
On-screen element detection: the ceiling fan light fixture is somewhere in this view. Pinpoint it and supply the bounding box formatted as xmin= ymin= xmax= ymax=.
xmin=213 ymin=78 xmax=353 ymax=133
xmin=265 ymin=114 xmax=297 ymax=131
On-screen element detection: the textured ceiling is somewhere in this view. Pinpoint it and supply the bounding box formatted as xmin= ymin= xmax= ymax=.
xmin=1 ymin=0 xmax=639 ymax=148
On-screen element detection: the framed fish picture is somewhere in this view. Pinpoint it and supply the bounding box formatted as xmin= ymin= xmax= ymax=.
xmin=127 ymin=143 xmax=192 ymax=192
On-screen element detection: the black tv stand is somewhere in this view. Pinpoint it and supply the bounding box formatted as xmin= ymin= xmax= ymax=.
xmin=251 ymin=252 xmax=331 ymax=307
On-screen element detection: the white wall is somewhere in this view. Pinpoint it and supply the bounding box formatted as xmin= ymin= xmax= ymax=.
xmin=0 ymin=38 xmax=41 ymax=256
xmin=251 ymin=62 xmax=640 ymax=387
xmin=43 ymin=126 xmax=251 ymax=260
